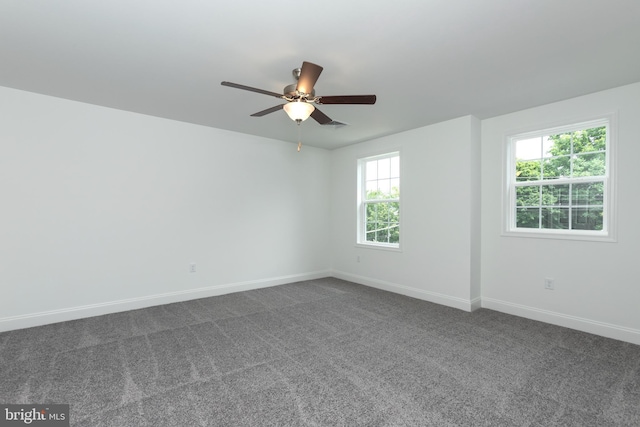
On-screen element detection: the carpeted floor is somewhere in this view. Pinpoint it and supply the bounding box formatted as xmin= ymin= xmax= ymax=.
xmin=1 ymin=277 xmax=639 ymax=426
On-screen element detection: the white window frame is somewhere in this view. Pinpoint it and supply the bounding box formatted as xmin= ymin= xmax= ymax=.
xmin=357 ymin=151 xmax=401 ymax=250
xmin=503 ymin=114 xmax=616 ymax=242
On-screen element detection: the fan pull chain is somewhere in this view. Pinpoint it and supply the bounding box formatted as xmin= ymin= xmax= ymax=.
xmin=297 ymin=120 xmax=302 ymax=152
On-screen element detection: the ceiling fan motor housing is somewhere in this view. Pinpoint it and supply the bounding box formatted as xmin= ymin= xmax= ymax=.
xmin=284 ymin=83 xmax=314 ymax=100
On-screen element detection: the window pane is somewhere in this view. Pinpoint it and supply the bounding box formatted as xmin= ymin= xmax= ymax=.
xmin=515 ymin=137 xmax=542 ymax=160
xmin=542 ymin=156 xmax=569 ymax=179
xmin=366 ymin=221 xmax=378 ymax=242
xmin=366 ymin=160 xmax=378 ymax=180
xmin=516 ymin=159 xmax=541 ymax=181
xmin=573 ymin=152 xmax=606 ymax=177
xmin=378 ymin=202 xmax=390 ymax=222
xmin=542 ymin=136 xmax=555 ymax=158
xmin=365 ymin=180 xmax=378 ymax=198
xmin=377 ymin=158 xmax=390 ymax=179
xmin=390 ymin=178 xmax=400 ymax=196
xmin=366 ymin=202 xmax=377 ymax=221
xmin=377 ymin=179 xmax=390 ymax=196
xmin=371 ymin=222 xmax=383 ymax=242
xmin=516 ymin=207 xmax=540 ymax=228
xmin=388 ymin=201 xmax=399 ymax=218
xmin=573 ymin=126 xmax=606 ymax=153
xmin=572 ymin=207 xmax=603 ymax=230
xmin=541 ymin=207 xmax=569 ymax=229
xmin=572 ymin=182 xmax=604 ymax=207
xmin=389 ymin=222 xmax=400 ymax=243
xmin=541 ymin=184 xmax=570 ymax=206
xmin=366 ymin=184 xmax=387 ymax=200
xmin=546 ymin=132 xmax=572 ymax=156
xmin=516 ymin=186 xmax=540 ymax=207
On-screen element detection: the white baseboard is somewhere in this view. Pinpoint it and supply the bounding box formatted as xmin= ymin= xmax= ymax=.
xmin=470 ymin=296 xmax=482 ymax=311
xmin=482 ymin=297 xmax=640 ymax=346
xmin=331 ymin=270 xmax=476 ymax=312
xmin=0 ymin=270 xmax=331 ymax=333
xmin=6 ymin=271 xmax=637 ymax=346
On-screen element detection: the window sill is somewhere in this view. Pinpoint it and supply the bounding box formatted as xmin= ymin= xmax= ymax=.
xmin=355 ymin=242 xmax=402 ymax=252
xmin=502 ymin=229 xmax=616 ymax=243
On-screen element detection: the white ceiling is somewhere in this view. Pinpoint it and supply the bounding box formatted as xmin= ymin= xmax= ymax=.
xmin=2 ymin=0 xmax=639 ymax=150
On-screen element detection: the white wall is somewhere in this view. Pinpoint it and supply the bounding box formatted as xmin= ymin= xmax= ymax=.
xmin=481 ymin=82 xmax=640 ymax=344
xmin=0 ymin=87 xmax=331 ymax=331
xmin=329 ymin=116 xmax=482 ymax=311
xmin=3 ymin=82 xmax=639 ymax=345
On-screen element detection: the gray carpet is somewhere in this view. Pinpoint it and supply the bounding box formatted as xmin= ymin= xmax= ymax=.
xmin=1 ymin=278 xmax=639 ymax=426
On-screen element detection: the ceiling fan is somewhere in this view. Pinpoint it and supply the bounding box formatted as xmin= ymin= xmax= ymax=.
xmin=221 ymin=61 xmax=376 ymax=125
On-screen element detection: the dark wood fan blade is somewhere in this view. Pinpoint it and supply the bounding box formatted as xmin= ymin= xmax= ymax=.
xmin=251 ymin=105 xmax=285 ymax=117
xmin=310 ymin=107 xmax=332 ymax=125
xmin=221 ymin=81 xmax=283 ymax=98
xmin=317 ymin=95 xmax=377 ymax=105
xmin=296 ymin=61 xmax=323 ymax=95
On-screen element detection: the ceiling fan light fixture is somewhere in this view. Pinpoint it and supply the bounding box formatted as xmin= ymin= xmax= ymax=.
xmin=283 ymin=101 xmax=315 ymax=122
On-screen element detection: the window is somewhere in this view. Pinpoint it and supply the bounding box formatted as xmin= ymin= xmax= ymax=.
xmin=357 ymin=152 xmax=400 ymax=248
xmin=505 ymin=117 xmax=615 ymax=241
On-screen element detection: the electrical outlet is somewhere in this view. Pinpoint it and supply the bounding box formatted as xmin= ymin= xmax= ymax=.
xmin=544 ymin=277 xmax=555 ymax=290
xmin=189 ymin=263 xmax=196 ymax=273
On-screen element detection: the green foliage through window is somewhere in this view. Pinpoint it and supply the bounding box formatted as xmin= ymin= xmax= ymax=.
xmin=359 ymin=153 xmax=400 ymax=246
xmin=512 ymin=124 xmax=607 ymax=232
xmin=365 ymin=188 xmax=400 ymax=244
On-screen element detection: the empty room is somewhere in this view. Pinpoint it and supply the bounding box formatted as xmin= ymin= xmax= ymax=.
xmin=1 ymin=1 xmax=639 ymax=426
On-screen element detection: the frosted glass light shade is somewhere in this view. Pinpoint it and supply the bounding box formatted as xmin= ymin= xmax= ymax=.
xmin=283 ymin=101 xmax=315 ymax=121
